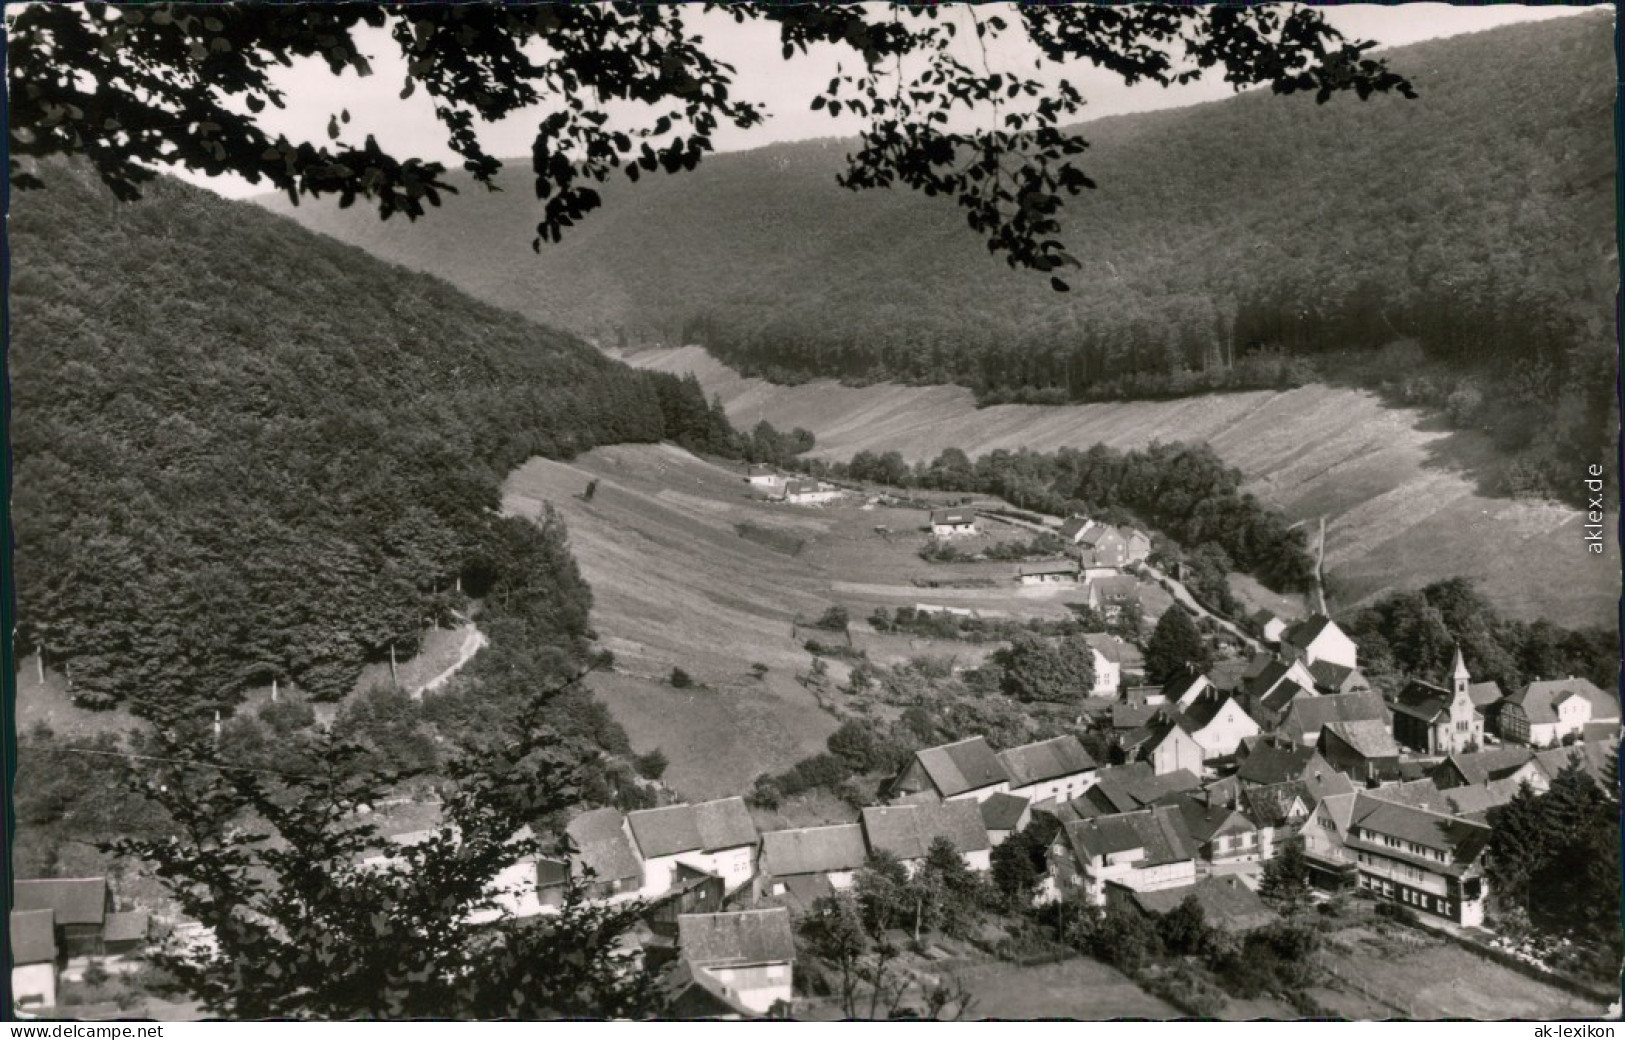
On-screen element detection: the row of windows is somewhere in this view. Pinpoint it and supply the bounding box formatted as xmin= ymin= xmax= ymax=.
xmin=1352 ymin=830 xmax=1448 ymax=863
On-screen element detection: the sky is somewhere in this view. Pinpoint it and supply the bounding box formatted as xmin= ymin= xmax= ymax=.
xmin=174 ymin=3 xmax=1602 ymax=200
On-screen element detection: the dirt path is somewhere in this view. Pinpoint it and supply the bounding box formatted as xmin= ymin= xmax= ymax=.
xmin=412 ymin=624 xmax=487 ymax=698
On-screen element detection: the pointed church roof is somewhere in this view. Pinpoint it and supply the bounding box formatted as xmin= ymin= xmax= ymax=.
xmin=1451 ymin=646 xmax=1470 ymax=681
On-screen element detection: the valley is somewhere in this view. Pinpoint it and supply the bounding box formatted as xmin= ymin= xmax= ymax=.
xmin=620 ymin=345 xmax=1618 ymax=629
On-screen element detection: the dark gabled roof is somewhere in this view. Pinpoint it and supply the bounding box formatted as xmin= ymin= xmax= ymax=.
xmin=679 ymin=909 xmax=796 ymax=967
xmin=1282 ymin=614 xmax=1341 ymax=651
xmin=1321 ymin=720 xmax=1401 ymax=760
xmin=1062 ymin=806 xmax=1193 ymax=867
xmin=1308 ymin=660 xmax=1361 ymax=693
xmin=1060 ymin=516 xmax=1090 ymax=539
xmin=1534 ymin=739 xmax=1617 ymax=788
xmin=979 ymin=792 xmax=1032 ymax=833
xmin=664 ymin=959 xmax=758 ymax=1020
xmin=1243 ymin=658 xmax=1299 ymax=699
xmin=1350 ymin=794 xmax=1493 ymax=863
xmin=1091 ymin=575 xmax=1140 ymax=599
xmin=1236 ymin=742 xmax=1316 ymax=786
xmin=862 ymin=802 xmax=990 ymax=861
xmin=103 ymin=910 xmax=150 ymax=944
xmin=10 ymin=909 xmax=56 ymax=965
xmin=1116 ymin=875 xmax=1278 ymax=933
xmin=1437 ymin=747 xmax=1535 ymax=788
xmin=627 ymin=798 xmax=757 ymax=859
xmin=1507 ymin=678 xmax=1619 ymax=725
xmin=914 ymin=736 xmax=1010 ymax=798
xmin=997 ymin=735 xmax=1096 ymax=787
xmin=1182 ymin=690 xmax=1247 ymax=732
xmin=1441 ymin=779 xmax=1524 ymax=820
xmin=13 ymin=877 xmax=109 ymax=927
xmin=1112 ymin=703 xmax=1160 ymax=731
xmin=567 ymin=808 xmax=644 ymax=885
xmin=1583 ymin=721 xmax=1620 ymax=744
xmin=1365 ymin=779 xmax=1450 ymax=814
xmin=1242 ymin=781 xmax=1311 ymax=828
xmin=1391 ymin=678 xmax=1452 ymax=722
xmin=1162 ymin=794 xmax=1255 ymax=845
xmin=930 ymin=508 xmax=976 ymax=525
xmin=1086 ymin=763 xmax=1201 ymax=815
xmin=760 ymin=824 xmax=868 ymax=879
xmin=1161 ymin=670 xmax=1209 ymax=705
xmin=1283 ymin=690 xmax=1388 ymax=738
xmin=1082 ymin=632 xmax=1123 ymax=664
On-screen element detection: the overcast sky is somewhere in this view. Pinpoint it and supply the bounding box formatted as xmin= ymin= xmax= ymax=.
xmin=177 ymin=3 xmax=1600 ymax=199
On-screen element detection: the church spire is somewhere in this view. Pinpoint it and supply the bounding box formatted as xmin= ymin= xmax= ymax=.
xmin=1451 ymin=645 xmax=1469 ymax=681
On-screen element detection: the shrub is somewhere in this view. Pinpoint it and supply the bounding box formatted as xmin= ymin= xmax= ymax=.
xmin=814 ymin=606 xmax=851 ymax=631
xmin=633 ymin=749 xmax=669 ymax=781
xmin=669 ymin=667 xmax=694 ymax=689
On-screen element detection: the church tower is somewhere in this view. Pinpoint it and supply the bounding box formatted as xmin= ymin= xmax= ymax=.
xmin=1451 ymin=645 xmax=1471 ymax=699
xmin=1446 ymin=645 xmax=1480 ymax=753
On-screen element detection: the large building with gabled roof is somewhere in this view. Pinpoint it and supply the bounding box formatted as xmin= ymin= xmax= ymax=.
xmin=1342 ymin=793 xmax=1493 ymax=926
xmin=887 ymin=736 xmax=1011 ymax=804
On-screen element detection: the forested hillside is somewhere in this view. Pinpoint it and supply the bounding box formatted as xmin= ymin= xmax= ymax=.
xmin=265 ymin=14 xmax=1616 ymax=505
xmin=9 ymin=162 xmax=741 ymax=718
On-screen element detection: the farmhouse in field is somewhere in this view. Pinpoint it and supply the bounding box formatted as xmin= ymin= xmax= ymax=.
xmin=1495 ymin=676 xmax=1620 ymax=746
xmin=744 ymin=464 xmax=784 ymax=490
xmin=929 ymin=507 xmax=978 ymax=537
xmin=1017 ymin=560 xmax=1080 ymax=586
xmin=782 ymin=479 xmax=843 ymax=505
xmin=1082 ymin=575 xmax=1141 ymax=621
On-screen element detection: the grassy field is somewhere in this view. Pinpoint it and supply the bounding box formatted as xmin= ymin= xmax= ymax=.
xmin=1315 ymin=923 xmax=1610 ymax=1020
xmin=959 ymin=958 xmax=1178 ymax=1020
xmin=502 ymin=444 xmax=1170 ymax=799
xmin=622 ymin=346 xmax=1618 ymax=628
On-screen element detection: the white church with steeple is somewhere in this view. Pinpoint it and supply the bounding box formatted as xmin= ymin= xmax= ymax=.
xmin=1390 ymin=646 xmax=1486 ymax=755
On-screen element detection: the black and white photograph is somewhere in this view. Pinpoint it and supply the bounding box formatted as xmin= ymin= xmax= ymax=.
xmin=3 ymin=1 xmax=1620 ymax=1024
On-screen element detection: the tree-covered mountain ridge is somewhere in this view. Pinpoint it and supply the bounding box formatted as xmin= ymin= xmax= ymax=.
xmin=9 ymin=160 xmax=742 ymax=717
xmin=261 ymin=13 xmax=1617 ymax=507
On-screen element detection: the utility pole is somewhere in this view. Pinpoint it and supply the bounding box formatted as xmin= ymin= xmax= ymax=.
xmin=1315 ymin=515 xmax=1329 ymax=615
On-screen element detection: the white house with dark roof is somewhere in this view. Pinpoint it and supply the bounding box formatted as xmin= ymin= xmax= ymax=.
xmin=10 ymin=909 xmax=57 ymax=1011
xmin=1342 ymin=794 xmax=1493 ymax=926
xmin=997 ymin=735 xmax=1098 ymax=803
xmin=929 ymin=508 xmax=978 ymax=537
xmin=1280 ymin=615 xmax=1358 ymax=671
xmin=1017 ymin=560 xmax=1081 ymax=586
xmin=1043 ymin=806 xmax=1197 ymax=905
xmin=1496 ymin=676 xmax=1619 ymax=746
xmin=782 ymin=479 xmax=842 ymax=505
xmin=1178 ymin=690 xmax=1260 ymax=761
xmin=861 ymin=802 xmax=992 ymax=874
xmin=1082 ymin=632 xmax=1124 ymax=697
xmin=675 ymin=909 xmax=796 ymax=1016
xmin=626 ymin=798 xmax=760 ymax=897
xmin=745 ymin=464 xmax=784 ymax=490
xmin=888 ymin=736 xmax=1010 ymax=804
xmin=759 ymin=824 xmax=869 ymax=903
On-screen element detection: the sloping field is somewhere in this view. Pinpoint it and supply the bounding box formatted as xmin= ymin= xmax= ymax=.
xmin=620 ymin=347 xmax=1618 ymax=627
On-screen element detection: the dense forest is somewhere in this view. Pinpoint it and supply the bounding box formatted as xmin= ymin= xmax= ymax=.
xmin=9 ymin=163 xmax=744 ymax=718
xmin=269 ymin=15 xmax=1616 ymax=506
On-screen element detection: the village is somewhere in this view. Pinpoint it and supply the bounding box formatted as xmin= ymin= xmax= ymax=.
xmin=10 ymin=452 xmax=1618 ymax=1021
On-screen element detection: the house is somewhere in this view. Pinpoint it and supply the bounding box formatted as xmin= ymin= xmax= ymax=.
xmin=1317 ymin=720 xmax=1402 ymax=783
xmin=979 ymin=793 xmax=1033 ymax=847
xmin=541 ymin=807 xmax=646 ymax=905
xmin=783 ymin=479 xmax=842 ymax=505
xmin=929 ymin=508 xmax=978 ymax=537
xmin=745 ymin=464 xmax=784 ymax=490
xmin=12 ymin=878 xmax=113 ymax=957
xmin=1279 ymin=689 xmax=1389 ymax=748
xmin=1122 ymin=528 xmax=1153 ymax=565
xmin=1496 ymin=676 xmax=1620 ymax=746
xmin=1106 ymin=874 xmax=1277 ymax=934
xmin=1160 ymin=671 xmax=1212 ymax=711
xmin=1043 ymin=806 xmax=1197 ymax=905
xmin=1017 ymin=560 xmax=1080 ymax=586
xmin=675 ymin=909 xmax=796 ymax=1017
xmin=1134 ymin=713 xmax=1205 ymax=777
xmin=1251 ymin=610 xmax=1289 ymax=645
xmin=1084 ymin=575 xmax=1141 ymax=621
xmin=1234 ymin=741 xmax=1322 ymax=787
xmin=1438 ymin=779 xmax=1527 ymax=822
xmin=643 ymin=864 xmax=730 ymax=936
xmin=1059 ymin=515 xmax=1094 ymax=544
xmin=997 ymin=735 xmax=1098 ymax=803
xmin=889 ymin=736 xmax=1010 ymax=804
xmin=101 ymin=911 xmax=150 ymax=957
xmin=1244 ymin=679 xmax=1316 ymax=733
xmin=1077 ymin=524 xmax=1133 ymax=570
xmin=1162 ymin=793 xmax=1266 ymax=867
xmin=1308 ymin=660 xmax=1371 ymax=696
xmin=1279 ymin=615 xmax=1358 ymax=670
xmin=1178 ymin=690 xmax=1261 ymax=762
xmin=1111 ymin=701 xmax=1161 ymax=736
xmin=1052 ymin=763 xmax=1202 ymax=820
xmin=1533 ymin=737 xmax=1618 ymax=790
xmin=11 ymin=909 xmax=58 ymax=1010
xmin=1242 ymin=654 xmax=1321 ymax=704
xmin=1301 ymin=790 xmax=1362 ymax=891
xmin=759 ymin=824 xmax=869 ymax=904
xmin=1082 ymin=632 xmax=1124 ymax=697
xmin=1241 ymin=781 xmax=1314 ymax=858
xmin=626 ymin=798 xmax=760 ymax=897
xmin=1123 ymin=684 xmax=1165 ymax=708
xmin=1342 ymin=794 xmax=1493 ymax=926
xmin=1389 ymin=648 xmax=1484 ymax=755
xmin=861 ymin=802 xmax=992 ymax=874
xmin=1429 ymin=747 xmax=1545 ymax=794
